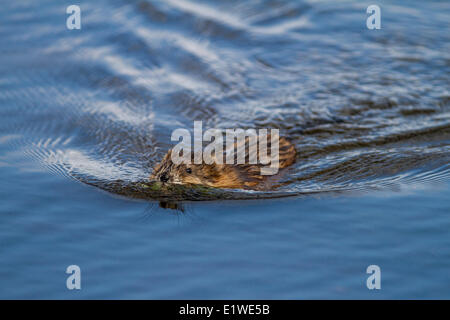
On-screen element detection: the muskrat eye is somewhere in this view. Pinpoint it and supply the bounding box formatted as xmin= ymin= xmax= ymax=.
xmin=186 ymin=168 xmax=192 ymax=174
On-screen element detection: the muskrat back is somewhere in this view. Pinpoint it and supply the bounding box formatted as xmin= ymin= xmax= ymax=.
xmin=150 ymin=134 xmax=296 ymax=190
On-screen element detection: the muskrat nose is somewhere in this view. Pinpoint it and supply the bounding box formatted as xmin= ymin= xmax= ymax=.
xmin=160 ymin=173 xmax=169 ymax=182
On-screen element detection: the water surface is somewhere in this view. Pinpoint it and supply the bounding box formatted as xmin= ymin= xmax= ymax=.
xmin=0 ymin=0 xmax=449 ymax=298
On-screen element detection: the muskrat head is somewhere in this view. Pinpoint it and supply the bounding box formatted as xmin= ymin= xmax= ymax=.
xmin=150 ymin=149 xmax=224 ymax=187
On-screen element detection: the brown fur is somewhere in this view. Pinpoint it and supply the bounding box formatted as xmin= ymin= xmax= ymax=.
xmin=150 ymin=135 xmax=296 ymax=190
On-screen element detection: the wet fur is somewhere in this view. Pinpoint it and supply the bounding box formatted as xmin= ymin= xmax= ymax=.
xmin=150 ymin=136 xmax=296 ymax=190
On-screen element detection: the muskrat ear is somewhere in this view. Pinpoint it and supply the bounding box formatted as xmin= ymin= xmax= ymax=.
xmin=151 ymin=149 xmax=173 ymax=177
xmin=209 ymin=154 xmax=225 ymax=168
xmin=164 ymin=149 xmax=172 ymax=161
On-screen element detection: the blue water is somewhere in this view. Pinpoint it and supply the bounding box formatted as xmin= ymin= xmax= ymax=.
xmin=1 ymin=163 xmax=449 ymax=299
xmin=0 ymin=0 xmax=449 ymax=298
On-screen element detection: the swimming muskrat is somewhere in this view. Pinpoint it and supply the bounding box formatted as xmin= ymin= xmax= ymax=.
xmin=150 ymin=134 xmax=296 ymax=190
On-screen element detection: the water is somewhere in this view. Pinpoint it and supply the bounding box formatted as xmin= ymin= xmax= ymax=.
xmin=0 ymin=0 xmax=449 ymax=298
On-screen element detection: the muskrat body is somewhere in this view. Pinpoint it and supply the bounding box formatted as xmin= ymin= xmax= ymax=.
xmin=150 ymin=135 xmax=296 ymax=190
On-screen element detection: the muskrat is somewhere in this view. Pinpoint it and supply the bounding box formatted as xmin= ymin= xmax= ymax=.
xmin=150 ymin=134 xmax=296 ymax=190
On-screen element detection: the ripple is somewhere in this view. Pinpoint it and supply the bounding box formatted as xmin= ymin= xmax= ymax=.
xmin=0 ymin=0 xmax=449 ymax=201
